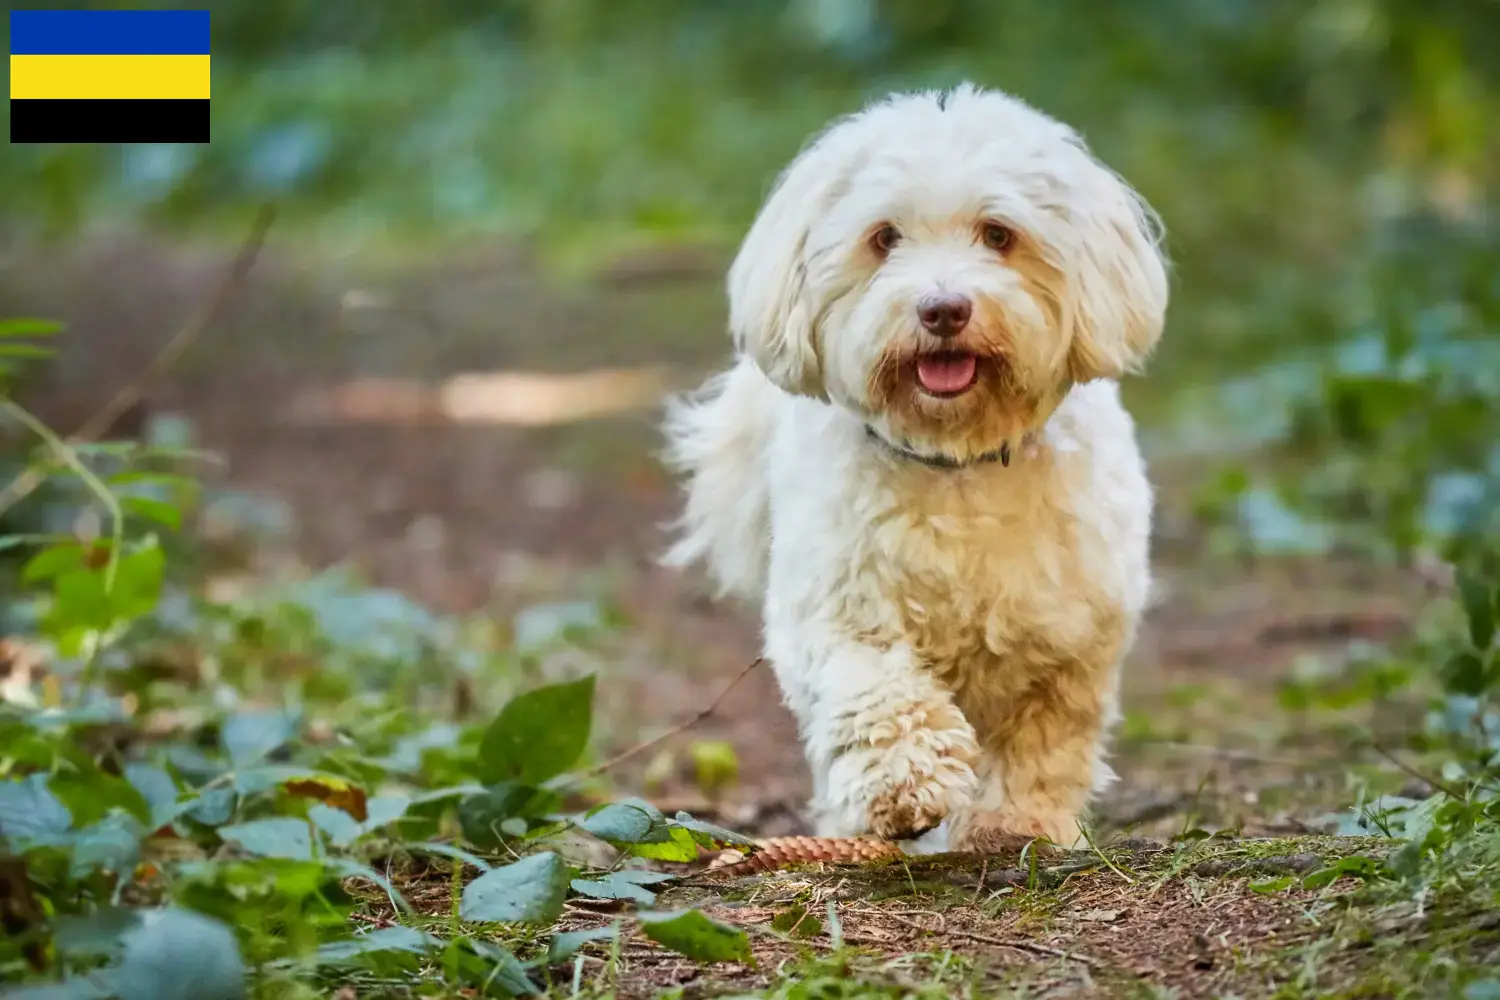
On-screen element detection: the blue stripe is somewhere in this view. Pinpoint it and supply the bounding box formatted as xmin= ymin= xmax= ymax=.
xmin=11 ymin=10 xmax=209 ymax=55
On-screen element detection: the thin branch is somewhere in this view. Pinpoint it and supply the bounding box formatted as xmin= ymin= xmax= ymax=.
xmin=0 ymin=203 xmax=277 ymax=517
xmin=887 ymin=914 xmax=1102 ymax=968
xmin=1 ymin=400 xmax=123 ymax=589
xmin=1367 ymin=741 xmax=1467 ymax=801
xmin=580 ymin=656 xmax=765 ymax=779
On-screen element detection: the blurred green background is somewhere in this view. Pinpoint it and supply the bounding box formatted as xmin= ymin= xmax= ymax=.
xmin=2 ymin=0 xmax=1498 ymax=570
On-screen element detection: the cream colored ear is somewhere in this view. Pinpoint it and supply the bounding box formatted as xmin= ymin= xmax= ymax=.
xmin=728 ymin=124 xmax=859 ymax=399
xmin=1064 ymin=155 xmax=1169 ymax=383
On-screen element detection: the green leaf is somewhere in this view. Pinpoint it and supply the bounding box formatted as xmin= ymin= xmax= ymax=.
xmin=671 ymin=811 xmax=758 ymax=850
xmin=70 ymin=813 xmax=146 ymax=878
xmin=0 ymin=533 xmax=56 ymax=554
xmin=639 ymin=909 xmax=753 ymax=965
xmin=328 ymin=859 xmax=410 ymax=912
xmin=548 ymin=923 xmax=619 ymax=963
xmin=1441 ymin=650 xmax=1488 ymax=697
xmin=0 ymin=343 xmax=55 ymax=360
xmin=221 ymin=712 xmax=297 ymax=768
xmin=408 ymin=783 xmax=487 ymax=806
xmin=460 ymin=852 xmax=572 ymax=924
xmin=309 ymin=794 xmax=409 ymax=848
xmin=364 ymin=793 xmax=411 ymax=830
xmin=690 ymin=739 xmax=740 ymax=796
xmin=308 ymin=804 xmax=363 ymax=846
xmin=113 ymin=908 xmax=246 ymax=1000
xmin=0 ymin=318 xmax=63 ymax=337
xmin=444 ymin=938 xmax=537 ymax=997
xmin=109 ymin=541 xmax=166 ymax=619
xmin=1458 ymin=567 xmax=1496 ymax=649
xmin=1301 ymin=867 xmax=1342 ymax=889
xmin=405 ymin=841 xmax=492 ymax=873
xmin=108 ymin=470 xmax=200 ymax=492
xmin=579 ymin=800 xmax=672 ymax=845
xmin=218 ymin=818 xmax=315 ymax=861
xmin=458 ymin=782 xmax=560 ymax=849
xmin=54 ymin=908 xmax=141 ymax=959
xmin=609 ymin=870 xmax=676 ymax=885
xmin=0 ymin=774 xmax=73 ymax=849
xmin=771 ymin=904 xmax=824 ymax=939
xmin=125 ymin=765 xmax=182 ymax=829
xmin=1300 ymin=856 xmax=1376 ymax=891
xmin=622 ymin=826 xmax=701 ymax=862
xmin=477 ymin=675 xmax=595 ymax=785
xmin=570 ymin=873 xmax=657 ymax=906
xmin=1249 ymin=875 xmax=1295 ymax=893
xmin=50 ymin=770 xmax=151 ymax=828
xmin=231 ymin=765 xmax=341 ymax=795
xmin=183 ymin=788 xmax=236 ymax=827
xmin=307 ymin=926 xmax=443 ymax=965
xmin=121 ymin=496 xmax=183 ymax=531
xmin=22 ymin=543 xmax=86 ymax=582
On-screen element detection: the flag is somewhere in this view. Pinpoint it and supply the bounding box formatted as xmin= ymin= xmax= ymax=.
xmin=10 ymin=9 xmax=210 ymax=143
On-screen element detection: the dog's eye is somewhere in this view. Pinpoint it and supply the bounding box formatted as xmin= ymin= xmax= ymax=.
xmin=981 ymin=223 xmax=1013 ymax=253
xmin=870 ymin=225 xmax=901 ymax=256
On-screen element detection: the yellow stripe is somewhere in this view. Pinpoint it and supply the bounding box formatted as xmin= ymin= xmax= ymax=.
xmin=10 ymin=55 xmax=210 ymax=100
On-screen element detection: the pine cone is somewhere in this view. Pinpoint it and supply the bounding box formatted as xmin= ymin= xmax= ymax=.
xmin=708 ymin=836 xmax=906 ymax=876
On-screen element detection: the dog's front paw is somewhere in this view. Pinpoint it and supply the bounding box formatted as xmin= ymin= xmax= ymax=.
xmin=951 ymin=808 xmax=1080 ymax=854
xmin=827 ymin=703 xmax=979 ymax=840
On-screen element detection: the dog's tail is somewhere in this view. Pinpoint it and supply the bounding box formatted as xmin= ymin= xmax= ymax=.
xmin=660 ymin=357 xmax=774 ymax=600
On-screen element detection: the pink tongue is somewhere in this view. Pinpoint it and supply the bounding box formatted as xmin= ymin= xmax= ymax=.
xmin=916 ymin=354 xmax=977 ymax=393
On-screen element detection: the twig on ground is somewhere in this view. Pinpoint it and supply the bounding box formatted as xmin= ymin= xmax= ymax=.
xmin=0 ymin=203 xmax=277 ymax=518
xmin=1367 ymin=741 xmax=1466 ymax=801
xmin=580 ymin=656 xmax=765 ymax=778
xmin=887 ymin=914 xmax=1102 ymax=968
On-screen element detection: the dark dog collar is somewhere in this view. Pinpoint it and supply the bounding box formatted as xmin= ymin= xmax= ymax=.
xmin=865 ymin=425 xmax=1018 ymax=469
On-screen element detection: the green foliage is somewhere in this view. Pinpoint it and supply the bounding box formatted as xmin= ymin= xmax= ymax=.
xmin=640 ymin=908 xmax=754 ymax=966
xmin=459 ymin=853 xmax=572 ymax=925
xmin=476 ymin=675 xmax=595 ymax=785
xmin=1207 ymin=219 xmax=1500 ymax=964
xmin=0 ymin=320 xmax=61 ymax=396
xmin=0 ymin=325 xmax=764 ymax=996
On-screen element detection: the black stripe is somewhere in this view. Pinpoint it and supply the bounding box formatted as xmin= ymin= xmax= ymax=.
xmin=10 ymin=99 xmax=209 ymax=143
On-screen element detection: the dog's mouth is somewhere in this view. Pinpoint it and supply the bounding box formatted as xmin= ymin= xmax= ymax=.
xmin=913 ymin=352 xmax=979 ymax=398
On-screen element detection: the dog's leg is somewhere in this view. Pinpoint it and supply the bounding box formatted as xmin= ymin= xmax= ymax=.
xmin=776 ymin=636 xmax=980 ymax=840
xmin=951 ymin=659 xmax=1119 ymax=852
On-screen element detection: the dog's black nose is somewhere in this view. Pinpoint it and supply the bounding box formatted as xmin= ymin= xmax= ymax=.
xmin=917 ymin=294 xmax=972 ymax=337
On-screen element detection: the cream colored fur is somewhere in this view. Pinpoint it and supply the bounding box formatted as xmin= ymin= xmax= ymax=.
xmin=663 ymin=83 xmax=1168 ymax=851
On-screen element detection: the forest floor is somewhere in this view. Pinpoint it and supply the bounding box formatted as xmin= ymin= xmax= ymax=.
xmin=7 ymin=229 xmax=1491 ymax=999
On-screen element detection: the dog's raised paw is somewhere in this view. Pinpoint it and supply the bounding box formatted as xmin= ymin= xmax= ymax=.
xmin=829 ymin=725 xmax=979 ymax=840
xmin=951 ymin=808 xmax=1077 ymax=854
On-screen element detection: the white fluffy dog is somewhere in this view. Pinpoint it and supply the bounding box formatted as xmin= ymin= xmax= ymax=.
xmin=663 ymin=83 xmax=1168 ymax=852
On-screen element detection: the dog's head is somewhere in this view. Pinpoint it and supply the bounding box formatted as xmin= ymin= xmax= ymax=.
xmin=729 ymin=83 xmax=1168 ymax=463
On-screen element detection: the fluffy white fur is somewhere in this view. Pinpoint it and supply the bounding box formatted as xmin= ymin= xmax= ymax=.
xmin=663 ymin=83 xmax=1168 ymax=851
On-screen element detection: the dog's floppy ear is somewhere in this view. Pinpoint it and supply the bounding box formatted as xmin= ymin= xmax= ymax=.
xmin=1062 ymin=152 xmax=1169 ymax=383
xmin=728 ymin=128 xmax=856 ymax=399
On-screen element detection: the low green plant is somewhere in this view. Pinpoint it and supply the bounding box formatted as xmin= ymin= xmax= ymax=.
xmin=0 ymin=321 xmax=763 ymax=999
